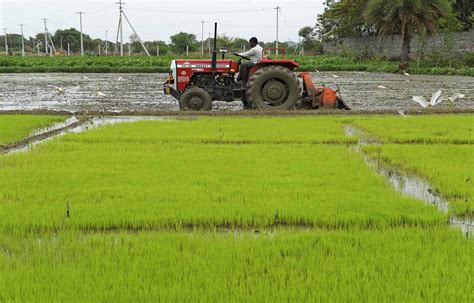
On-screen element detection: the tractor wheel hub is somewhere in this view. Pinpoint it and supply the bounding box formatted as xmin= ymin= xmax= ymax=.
xmin=262 ymin=80 xmax=287 ymax=105
xmin=188 ymin=96 xmax=204 ymax=109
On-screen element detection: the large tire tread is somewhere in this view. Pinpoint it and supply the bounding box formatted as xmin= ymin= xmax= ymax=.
xmin=246 ymin=65 xmax=301 ymax=110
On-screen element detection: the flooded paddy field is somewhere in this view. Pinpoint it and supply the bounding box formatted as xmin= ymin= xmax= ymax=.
xmin=0 ymin=72 xmax=473 ymax=112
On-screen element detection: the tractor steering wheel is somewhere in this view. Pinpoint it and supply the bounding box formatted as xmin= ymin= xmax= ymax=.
xmin=232 ymin=52 xmax=250 ymax=61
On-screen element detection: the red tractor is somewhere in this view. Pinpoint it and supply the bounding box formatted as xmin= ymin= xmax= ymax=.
xmin=163 ymin=23 xmax=349 ymax=111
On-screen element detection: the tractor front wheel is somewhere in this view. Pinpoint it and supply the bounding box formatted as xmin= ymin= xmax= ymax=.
xmin=247 ymin=65 xmax=301 ymax=110
xmin=179 ymin=87 xmax=212 ymax=111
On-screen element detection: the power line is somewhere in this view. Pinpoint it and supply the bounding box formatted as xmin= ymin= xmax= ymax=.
xmin=125 ymin=7 xmax=273 ymax=14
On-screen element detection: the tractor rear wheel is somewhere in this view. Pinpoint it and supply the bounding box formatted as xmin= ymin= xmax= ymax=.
xmin=179 ymin=87 xmax=212 ymax=111
xmin=246 ymin=65 xmax=301 ymax=110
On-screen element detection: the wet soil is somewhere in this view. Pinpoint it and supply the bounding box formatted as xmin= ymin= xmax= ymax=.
xmin=0 ymin=72 xmax=472 ymax=113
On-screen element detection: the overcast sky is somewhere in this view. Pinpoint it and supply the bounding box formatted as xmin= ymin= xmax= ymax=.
xmin=0 ymin=0 xmax=326 ymax=43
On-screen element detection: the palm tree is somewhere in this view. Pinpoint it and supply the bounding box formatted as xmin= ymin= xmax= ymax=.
xmin=365 ymin=0 xmax=450 ymax=70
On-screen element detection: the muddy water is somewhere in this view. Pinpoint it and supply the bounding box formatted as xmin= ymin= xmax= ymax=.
xmin=344 ymin=125 xmax=473 ymax=236
xmin=0 ymin=72 xmax=472 ymax=112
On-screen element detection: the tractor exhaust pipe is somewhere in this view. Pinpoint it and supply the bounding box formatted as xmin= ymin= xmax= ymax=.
xmin=211 ymin=22 xmax=217 ymax=70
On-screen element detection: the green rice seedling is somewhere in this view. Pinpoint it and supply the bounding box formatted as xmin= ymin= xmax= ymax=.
xmin=68 ymin=117 xmax=357 ymax=145
xmin=0 ymin=115 xmax=66 ymax=145
xmin=0 ymin=120 xmax=444 ymax=231
xmin=363 ymin=144 xmax=474 ymax=216
xmin=0 ymin=228 xmax=472 ymax=302
xmin=352 ymin=115 xmax=474 ymax=144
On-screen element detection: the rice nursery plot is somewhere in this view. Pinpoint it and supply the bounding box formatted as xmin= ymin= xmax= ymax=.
xmin=1 ymin=115 xmax=472 ymax=301
xmin=351 ymin=115 xmax=474 ymax=144
xmin=0 ymin=115 xmax=66 ymax=145
xmin=0 ymin=120 xmax=443 ymax=230
xmin=363 ymin=144 xmax=474 ymax=216
xmin=1 ymin=228 xmax=472 ymax=302
xmin=72 ymin=116 xmax=356 ymax=144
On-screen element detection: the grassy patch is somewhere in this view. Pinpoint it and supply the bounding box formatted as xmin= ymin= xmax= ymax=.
xmin=1 ymin=228 xmax=472 ymax=302
xmin=0 ymin=121 xmax=443 ymax=230
xmin=0 ymin=115 xmax=66 ymax=145
xmin=363 ymin=144 xmax=474 ymax=216
xmin=352 ymin=115 xmax=474 ymax=144
xmin=1 ymin=115 xmax=472 ymax=301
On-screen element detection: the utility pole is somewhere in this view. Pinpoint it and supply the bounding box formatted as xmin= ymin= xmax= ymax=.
xmin=208 ymin=32 xmax=211 ymax=55
xmin=122 ymin=11 xmax=150 ymax=56
xmin=157 ymin=45 xmax=159 ymax=56
xmin=42 ymin=19 xmax=48 ymax=55
xmin=76 ymin=11 xmax=85 ymax=56
xmin=275 ymin=6 xmax=281 ymax=55
xmin=2 ymin=28 xmax=8 ymax=55
xmin=105 ymin=30 xmax=108 ymax=55
xmin=115 ymin=0 xmax=124 ymax=56
xmin=67 ymin=43 xmax=70 ymax=55
xmin=19 ymin=24 xmax=25 ymax=56
xmin=60 ymin=36 xmax=63 ymax=53
xmin=201 ymin=21 xmax=204 ymax=56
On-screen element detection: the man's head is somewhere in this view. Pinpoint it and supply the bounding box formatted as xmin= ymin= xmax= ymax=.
xmin=249 ymin=37 xmax=258 ymax=48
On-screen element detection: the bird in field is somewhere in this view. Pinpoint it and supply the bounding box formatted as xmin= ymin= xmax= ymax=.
xmin=412 ymin=90 xmax=443 ymax=108
xmin=117 ymin=77 xmax=123 ymax=81
xmin=377 ymin=85 xmax=386 ymax=89
xmin=47 ymin=84 xmax=65 ymax=93
xmin=403 ymin=71 xmax=411 ymax=76
xmin=82 ymin=75 xmax=90 ymax=80
xmin=332 ymin=74 xmax=339 ymax=78
xmin=448 ymin=93 xmax=465 ymax=103
xmin=397 ymin=110 xmax=408 ymax=117
xmin=47 ymin=85 xmax=78 ymax=101
xmin=97 ymin=91 xmax=106 ymax=97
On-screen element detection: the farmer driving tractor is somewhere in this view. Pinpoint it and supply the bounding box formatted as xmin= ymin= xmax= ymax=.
xmin=234 ymin=37 xmax=263 ymax=85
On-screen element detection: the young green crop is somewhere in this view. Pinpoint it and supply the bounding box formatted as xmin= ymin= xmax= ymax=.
xmin=350 ymin=115 xmax=474 ymax=144
xmin=69 ymin=116 xmax=357 ymax=144
xmin=0 ymin=115 xmax=472 ymax=302
xmin=1 ymin=228 xmax=472 ymax=302
xmin=0 ymin=115 xmax=66 ymax=145
xmin=0 ymin=136 xmax=443 ymax=231
xmin=363 ymin=144 xmax=474 ymax=216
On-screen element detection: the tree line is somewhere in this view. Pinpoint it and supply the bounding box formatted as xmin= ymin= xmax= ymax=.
xmin=0 ymin=29 xmax=302 ymax=56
